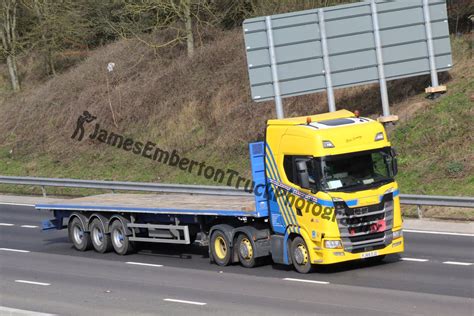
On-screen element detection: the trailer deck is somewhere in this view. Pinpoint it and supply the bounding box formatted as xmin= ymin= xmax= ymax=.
xmin=35 ymin=193 xmax=260 ymax=217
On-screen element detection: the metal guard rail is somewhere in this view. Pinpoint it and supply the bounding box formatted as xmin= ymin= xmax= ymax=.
xmin=0 ymin=176 xmax=473 ymax=208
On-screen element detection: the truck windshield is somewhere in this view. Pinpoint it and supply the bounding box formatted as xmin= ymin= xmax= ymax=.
xmin=316 ymin=147 xmax=395 ymax=192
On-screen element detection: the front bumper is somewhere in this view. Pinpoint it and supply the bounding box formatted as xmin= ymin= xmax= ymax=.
xmin=310 ymin=237 xmax=404 ymax=265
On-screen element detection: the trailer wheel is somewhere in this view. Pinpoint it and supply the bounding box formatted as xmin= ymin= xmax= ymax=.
xmin=110 ymin=220 xmax=135 ymax=255
xmin=90 ymin=218 xmax=112 ymax=253
xmin=68 ymin=217 xmax=92 ymax=251
xmin=291 ymin=236 xmax=313 ymax=274
xmin=236 ymin=234 xmax=260 ymax=268
xmin=210 ymin=230 xmax=231 ymax=266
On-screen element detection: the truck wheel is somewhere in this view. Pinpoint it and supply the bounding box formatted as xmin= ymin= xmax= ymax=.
xmin=68 ymin=217 xmax=92 ymax=251
xmin=110 ymin=220 xmax=135 ymax=255
xmin=236 ymin=234 xmax=260 ymax=268
xmin=90 ymin=218 xmax=112 ymax=253
xmin=210 ymin=230 xmax=231 ymax=266
xmin=291 ymin=236 xmax=313 ymax=274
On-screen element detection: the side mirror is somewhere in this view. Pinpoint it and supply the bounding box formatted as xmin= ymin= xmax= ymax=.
xmin=390 ymin=148 xmax=398 ymax=177
xmin=296 ymin=160 xmax=310 ymax=189
xmin=392 ymin=157 xmax=398 ymax=177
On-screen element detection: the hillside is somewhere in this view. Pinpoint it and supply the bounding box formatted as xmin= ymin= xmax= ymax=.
xmin=0 ymin=29 xmax=472 ymax=204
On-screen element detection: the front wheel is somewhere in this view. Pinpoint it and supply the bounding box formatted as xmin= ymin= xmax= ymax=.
xmin=291 ymin=236 xmax=313 ymax=274
xmin=109 ymin=220 xmax=135 ymax=255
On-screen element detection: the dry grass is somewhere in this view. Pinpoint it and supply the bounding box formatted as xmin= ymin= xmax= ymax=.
xmin=402 ymin=205 xmax=474 ymax=221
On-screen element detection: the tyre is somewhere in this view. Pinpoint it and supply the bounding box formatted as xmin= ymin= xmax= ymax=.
xmin=236 ymin=234 xmax=261 ymax=268
xmin=68 ymin=217 xmax=92 ymax=251
xmin=291 ymin=236 xmax=313 ymax=274
xmin=109 ymin=220 xmax=135 ymax=255
xmin=210 ymin=230 xmax=232 ymax=266
xmin=89 ymin=218 xmax=112 ymax=253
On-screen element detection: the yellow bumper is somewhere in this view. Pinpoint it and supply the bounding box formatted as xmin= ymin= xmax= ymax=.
xmin=311 ymin=237 xmax=404 ymax=265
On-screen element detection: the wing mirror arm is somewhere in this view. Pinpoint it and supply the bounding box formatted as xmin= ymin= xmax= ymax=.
xmin=390 ymin=148 xmax=398 ymax=177
xmin=296 ymin=160 xmax=311 ymax=189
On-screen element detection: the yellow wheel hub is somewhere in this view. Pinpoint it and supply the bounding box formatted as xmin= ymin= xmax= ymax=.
xmin=295 ymin=244 xmax=309 ymax=265
xmin=214 ymin=236 xmax=227 ymax=260
xmin=240 ymin=238 xmax=253 ymax=260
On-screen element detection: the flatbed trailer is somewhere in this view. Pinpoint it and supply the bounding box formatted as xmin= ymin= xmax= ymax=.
xmin=37 ymin=190 xmax=269 ymax=253
xmin=36 ymin=193 xmax=257 ymax=217
xmin=37 ymin=111 xmax=405 ymax=273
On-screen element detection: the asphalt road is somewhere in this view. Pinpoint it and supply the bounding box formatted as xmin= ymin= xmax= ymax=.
xmin=0 ymin=204 xmax=473 ymax=316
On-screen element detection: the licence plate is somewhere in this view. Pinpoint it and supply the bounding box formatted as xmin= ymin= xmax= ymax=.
xmin=361 ymin=251 xmax=378 ymax=258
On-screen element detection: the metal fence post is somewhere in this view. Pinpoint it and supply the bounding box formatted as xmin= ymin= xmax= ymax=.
xmin=265 ymin=16 xmax=284 ymax=119
xmin=317 ymin=9 xmax=336 ymax=112
xmin=422 ymin=0 xmax=440 ymax=89
xmin=41 ymin=186 xmax=47 ymax=197
xmin=369 ymin=0 xmax=391 ymax=119
xmin=417 ymin=205 xmax=423 ymax=219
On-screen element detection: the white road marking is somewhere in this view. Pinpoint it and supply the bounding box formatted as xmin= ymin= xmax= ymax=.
xmin=0 ymin=223 xmax=14 ymax=226
xmin=401 ymin=257 xmax=429 ymax=262
xmin=15 ymin=280 xmax=51 ymax=286
xmin=0 ymin=202 xmax=34 ymax=207
xmin=0 ymin=248 xmax=30 ymax=253
xmin=126 ymin=261 xmax=163 ymax=268
xmin=283 ymin=278 xmax=330 ymax=285
xmin=21 ymin=225 xmax=39 ymax=228
xmin=443 ymin=261 xmax=473 ymax=266
xmin=0 ymin=306 xmax=56 ymax=316
xmin=163 ymin=298 xmax=207 ymax=306
xmin=404 ymin=229 xmax=474 ymax=237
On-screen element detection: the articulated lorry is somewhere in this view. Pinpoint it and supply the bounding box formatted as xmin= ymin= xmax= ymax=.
xmin=37 ymin=110 xmax=404 ymax=273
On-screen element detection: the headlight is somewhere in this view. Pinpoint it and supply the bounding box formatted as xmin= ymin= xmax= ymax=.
xmin=393 ymin=229 xmax=403 ymax=239
xmin=324 ymin=240 xmax=342 ymax=249
xmin=375 ymin=132 xmax=384 ymax=141
xmin=322 ymin=140 xmax=335 ymax=148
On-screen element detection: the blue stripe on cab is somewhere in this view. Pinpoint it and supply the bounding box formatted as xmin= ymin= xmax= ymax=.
xmin=317 ymin=199 xmax=334 ymax=207
xmin=345 ymin=199 xmax=358 ymax=207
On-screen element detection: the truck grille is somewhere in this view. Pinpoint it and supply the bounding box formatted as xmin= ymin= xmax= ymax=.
xmin=335 ymin=193 xmax=394 ymax=253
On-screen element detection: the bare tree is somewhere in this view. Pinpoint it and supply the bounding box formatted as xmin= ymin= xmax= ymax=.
xmin=182 ymin=0 xmax=194 ymax=57
xmin=447 ymin=0 xmax=474 ymax=35
xmin=0 ymin=0 xmax=20 ymax=91
xmin=115 ymin=0 xmax=212 ymax=58
xmin=22 ymin=0 xmax=92 ymax=76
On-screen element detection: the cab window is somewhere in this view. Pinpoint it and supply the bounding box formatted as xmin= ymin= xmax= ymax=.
xmin=283 ymin=155 xmax=319 ymax=190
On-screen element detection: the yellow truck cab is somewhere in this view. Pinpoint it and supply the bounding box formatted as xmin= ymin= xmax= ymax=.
xmin=264 ymin=109 xmax=404 ymax=273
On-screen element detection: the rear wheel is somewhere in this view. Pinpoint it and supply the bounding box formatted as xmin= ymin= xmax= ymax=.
xmin=68 ymin=217 xmax=92 ymax=251
xmin=291 ymin=236 xmax=313 ymax=274
xmin=236 ymin=234 xmax=260 ymax=268
xmin=210 ymin=230 xmax=231 ymax=266
xmin=90 ymin=218 xmax=112 ymax=253
xmin=110 ymin=220 xmax=135 ymax=255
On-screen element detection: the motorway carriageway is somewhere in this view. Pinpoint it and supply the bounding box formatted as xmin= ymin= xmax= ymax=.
xmin=0 ymin=203 xmax=473 ymax=316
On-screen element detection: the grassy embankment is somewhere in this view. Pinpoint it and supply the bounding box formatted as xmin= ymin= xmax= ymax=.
xmin=0 ymin=31 xmax=472 ymax=219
